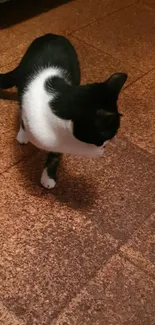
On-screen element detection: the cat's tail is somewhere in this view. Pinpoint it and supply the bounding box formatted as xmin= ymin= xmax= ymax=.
xmin=0 ymin=67 xmax=18 ymax=89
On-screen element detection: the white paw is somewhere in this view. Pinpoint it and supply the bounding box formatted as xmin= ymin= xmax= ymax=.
xmin=40 ymin=168 xmax=56 ymax=189
xmin=16 ymin=127 xmax=29 ymax=144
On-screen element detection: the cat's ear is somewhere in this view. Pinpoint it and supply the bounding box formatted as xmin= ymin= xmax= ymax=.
xmin=106 ymin=72 xmax=128 ymax=97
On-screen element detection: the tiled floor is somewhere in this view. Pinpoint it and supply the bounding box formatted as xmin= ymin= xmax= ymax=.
xmin=0 ymin=0 xmax=155 ymax=324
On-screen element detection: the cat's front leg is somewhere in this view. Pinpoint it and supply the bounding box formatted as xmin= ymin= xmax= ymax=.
xmin=16 ymin=120 xmax=29 ymax=145
xmin=41 ymin=152 xmax=61 ymax=189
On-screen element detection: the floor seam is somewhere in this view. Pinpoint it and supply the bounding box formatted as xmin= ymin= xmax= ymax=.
xmin=68 ymin=2 xmax=136 ymax=37
xmin=0 ymin=2 xmax=135 ymax=65
xmin=0 ymin=301 xmax=25 ymax=325
xmin=119 ymin=210 xmax=155 ymax=248
xmin=71 ymin=34 xmax=155 ymax=85
xmin=117 ymin=210 xmax=155 ymax=280
xmin=122 ymin=66 xmax=155 ymax=90
xmin=70 ymin=34 xmax=144 ymax=75
xmin=52 ymin=249 xmax=121 ymax=323
xmin=0 ymin=150 xmax=38 ymax=177
xmin=119 ymin=251 xmax=155 ymax=280
xmin=119 ymin=134 xmax=155 ymax=158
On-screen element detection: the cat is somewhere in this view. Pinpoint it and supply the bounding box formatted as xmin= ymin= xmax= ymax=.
xmin=0 ymin=33 xmax=127 ymax=189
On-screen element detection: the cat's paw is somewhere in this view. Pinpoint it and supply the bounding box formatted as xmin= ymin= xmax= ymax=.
xmin=41 ymin=168 xmax=56 ymax=189
xmin=16 ymin=128 xmax=29 ymax=144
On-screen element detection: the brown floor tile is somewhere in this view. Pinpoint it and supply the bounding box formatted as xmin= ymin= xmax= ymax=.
xmin=120 ymin=213 xmax=155 ymax=278
xmin=0 ymin=50 xmax=22 ymax=70
xmin=52 ymin=255 xmax=155 ymax=325
xmin=0 ymin=96 xmax=36 ymax=173
xmin=0 ymin=96 xmax=18 ymax=131
xmin=0 ymin=0 xmax=133 ymax=65
xmin=0 ymin=138 xmax=155 ymax=242
xmin=0 ymin=302 xmax=25 ymax=325
xmin=73 ymin=4 xmax=155 ymax=72
xmin=70 ymin=37 xmax=143 ymax=85
xmin=144 ymin=0 xmax=155 ymax=8
xmin=0 ymin=129 xmax=36 ymax=174
xmin=0 ymin=0 xmax=134 ymax=29
xmin=119 ymin=69 xmax=155 ymax=154
xmin=0 ymin=208 xmax=118 ymax=324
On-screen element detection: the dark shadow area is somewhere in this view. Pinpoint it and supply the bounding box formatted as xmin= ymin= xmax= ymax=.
xmin=16 ymin=149 xmax=95 ymax=211
xmin=0 ymin=89 xmax=18 ymax=101
xmin=0 ymin=0 xmax=71 ymax=29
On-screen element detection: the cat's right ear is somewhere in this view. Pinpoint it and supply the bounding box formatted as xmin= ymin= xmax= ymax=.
xmin=106 ymin=72 xmax=128 ymax=98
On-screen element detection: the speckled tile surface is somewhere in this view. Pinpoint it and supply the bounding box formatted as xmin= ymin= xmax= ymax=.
xmin=0 ymin=302 xmax=25 ymax=325
xmin=119 ymin=69 xmax=155 ymax=154
xmin=52 ymin=255 xmax=155 ymax=325
xmin=0 ymin=0 xmax=134 ymax=64
xmin=0 ymin=129 xmax=36 ymax=174
xmin=69 ymin=37 xmax=143 ymax=85
xmin=0 ymin=0 xmax=155 ymax=324
xmin=0 ymin=208 xmax=118 ymax=324
xmin=120 ymin=213 xmax=155 ymax=278
xmin=144 ymin=0 xmax=155 ymax=8
xmin=72 ymin=3 xmax=155 ymax=73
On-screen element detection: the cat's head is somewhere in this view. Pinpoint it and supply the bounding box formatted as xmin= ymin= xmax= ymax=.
xmin=73 ymin=72 xmax=127 ymax=147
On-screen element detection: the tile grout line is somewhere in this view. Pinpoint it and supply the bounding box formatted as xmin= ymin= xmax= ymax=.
xmin=0 ymin=150 xmax=38 ymax=177
xmin=122 ymin=66 xmax=155 ymax=90
xmin=119 ymin=134 xmax=155 ymax=159
xmin=0 ymin=1 xmax=151 ymax=72
xmin=52 ymin=239 xmax=155 ymax=325
xmin=71 ymin=33 xmax=155 ymax=83
xmin=68 ymin=2 xmax=135 ymax=37
xmin=122 ymin=211 xmax=155 ymax=247
xmin=52 ymin=250 xmax=122 ymax=324
xmin=0 ymin=2 xmax=135 ymax=69
xmin=52 ymin=246 xmax=155 ymax=324
xmin=2 ymin=34 xmax=155 ymax=93
xmin=119 ymin=250 xmax=155 ymax=280
xmin=70 ymin=34 xmax=144 ymax=75
xmin=117 ymin=210 xmax=155 ymax=280
xmin=0 ymin=301 xmax=25 ymax=325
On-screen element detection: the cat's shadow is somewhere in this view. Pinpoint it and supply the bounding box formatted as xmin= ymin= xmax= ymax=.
xmin=0 ymin=89 xmax=18 ymax=101
xmin=1 ymin=90 xmax=95 ymax=211
xmin=54 ymin=166 xmax=95 ymax=210
xmin=0 ymin=0 xmax=71 ymax=29
xmin=18 ymin=150 xmax=95 ymax=211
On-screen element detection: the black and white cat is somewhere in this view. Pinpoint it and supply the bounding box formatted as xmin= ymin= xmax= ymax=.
xmin=0 ymin=33 xmax=127 ymax=189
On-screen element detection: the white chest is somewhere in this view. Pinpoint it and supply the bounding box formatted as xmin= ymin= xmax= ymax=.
xmin=21 ymin=67 xmax=104 ymax=157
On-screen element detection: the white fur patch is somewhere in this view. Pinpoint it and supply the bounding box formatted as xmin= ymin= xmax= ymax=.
xmin=41 ymin=168 xmax=56 ymax=189
xmin=16 ymin=126 xmax=29 ymax=144
xmin=21 ymin=67 xmax=105 ymax=158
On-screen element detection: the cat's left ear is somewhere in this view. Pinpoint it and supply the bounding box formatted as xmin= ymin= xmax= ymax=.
xmin=106 ymin=72 xmax=128 ymax=97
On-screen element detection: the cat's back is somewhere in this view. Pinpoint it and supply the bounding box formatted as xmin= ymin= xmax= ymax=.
xmin=17 ymin=34 xmax=80 ymax=90
xmin=22 ymin=66 xmax=71 ymax=151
